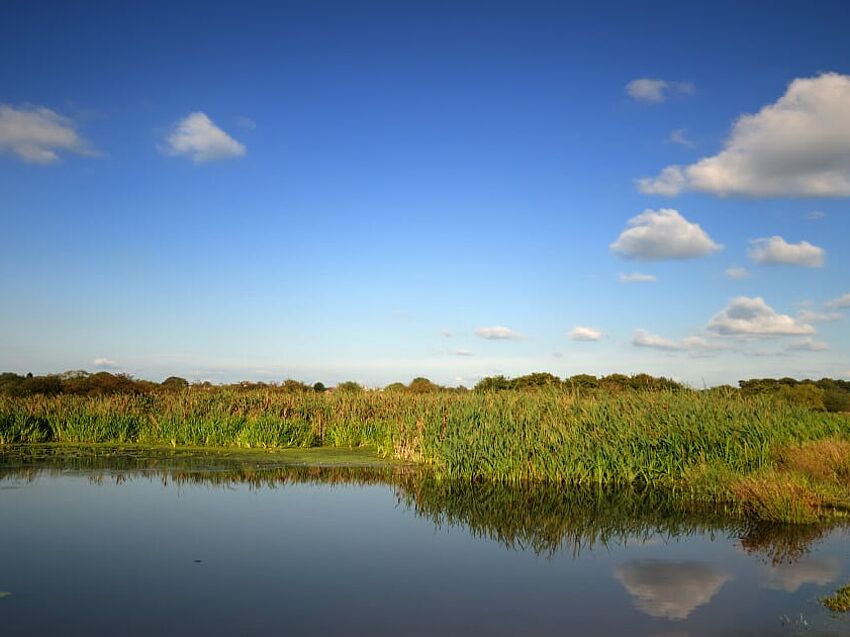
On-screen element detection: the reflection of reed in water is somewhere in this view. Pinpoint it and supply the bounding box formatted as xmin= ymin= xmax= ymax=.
xmin=1 ymin=446 xmax=842 ymax=562
xmin=393 ymin=476 xmax=743 ymax=557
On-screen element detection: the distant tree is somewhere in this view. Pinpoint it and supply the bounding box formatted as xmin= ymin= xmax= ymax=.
xmin=823 ymin=389 xmax=850 ymax=413
xmin=16 ymin=374 xmax=62 ymax=396
xmin=409 ymin=377 xmax=440 ymax=393
xmin=777 ymin=383 xmax=825 ymax=411
xmin=384 ymin=382 xmax=407 ymax=392
xmin=474 ymin=375 xmax=511 ymax=392
xmin=511 ymin=372 xmax=561 ymax=390
xmin=313 ymin=382 xmax=327 ymax=393
xmin=599 ymin=374 xmax=631 ymax=392
xmin=281 ymin=379 xmax=310 ymax=392
xmin=0 ymin=372 xmax=25 ymax=395
xmin=160 ymin=376 xmax=189 ymax=391
xmin=336 ymin=381 xmax=363 ymax=393
xmin=566 ymin=374 xmax=599 ymax=390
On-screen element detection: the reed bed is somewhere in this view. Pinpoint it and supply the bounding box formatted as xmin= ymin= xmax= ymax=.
xmin=2 ymin=388 xmax=847 ymax=482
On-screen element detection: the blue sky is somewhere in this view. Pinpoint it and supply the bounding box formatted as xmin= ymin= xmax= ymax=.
xmin=1 ymin=0 xmax=849 ymax=386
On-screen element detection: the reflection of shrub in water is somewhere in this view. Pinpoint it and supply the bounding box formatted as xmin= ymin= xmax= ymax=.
xmin=739 ymin=521 xmax=832 ymax=565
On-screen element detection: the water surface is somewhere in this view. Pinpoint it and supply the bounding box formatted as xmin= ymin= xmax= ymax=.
xmin=1 ymin=447 xmax=849 ymax=636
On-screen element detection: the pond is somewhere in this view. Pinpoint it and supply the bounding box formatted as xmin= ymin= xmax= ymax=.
xmin=1 ymin=447 xmax=849 ymax=636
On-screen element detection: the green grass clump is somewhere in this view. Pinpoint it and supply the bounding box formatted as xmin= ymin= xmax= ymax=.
xmin=821 ymin=584 xmax=850 ymax=613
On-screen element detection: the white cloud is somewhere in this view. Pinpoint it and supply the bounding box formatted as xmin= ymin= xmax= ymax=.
xmin=826 ymin=292 xmax=850 ymax=309
xmin=747 ymin=236 xmax=825 ymax=267
xmin=708 ymin=296 xmax=815 ymax=336
xmin=761 ymin=558 xmax=840 ymax=593
xmin=440 ymin=329 xmax=453 ymax=338
xmin=164 ymin=112 xmax=246 ymax=163
xmin=632 ymin=329 xmax=716 ymax=352
xmin=806 ymin=210 xmax=826 ymax=220
xmin=92 ymin=357 xmax=118 ymax=369
xmin=725 ymin=266 xmax=750 ymax=279
xmin=474 ymin=326 xmax=524 ymax=340
xmin=453 ymin=349 xmax=474 ymax=357
xmin=668 ymin=128 xmax=696 ymax=147
xmin=637 ymin=73 xmax=850 ymax=197
xmin=569 ymin=326 xmax=603 ymax=341
xmin=619 ymin=272 xmax=657 ymax=283
xmin=615 ymin=560 xmax=731 ymax=620
xmin=610 ymin=209 xmax=722 ymax=260
xmin=0 ymin=104 xmax=97 ymax=164
xmin=626 ymin=79 xmax=694 ymax=103
xmin=787 ymin=338 xmax=829 ymax=352
xmin=798 ymin=309 xmax=842 ymax=322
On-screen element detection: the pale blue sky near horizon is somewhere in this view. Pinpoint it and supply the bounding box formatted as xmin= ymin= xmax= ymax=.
xmin=1 ymin=1 xmax=849 ymax=386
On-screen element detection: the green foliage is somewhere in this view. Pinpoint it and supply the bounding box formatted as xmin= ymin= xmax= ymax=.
xmin=739 ymin=377 xmax=850 ymax=412
xmin=160 ymin=376 xmax=189 ymax=391
xmin=776 ymin=383 xmax=825 ymax=411
xmin=336 ymin=381 xmax=364 ymax=393
xmin=510 ymin=372 xmax=561 ymax=390
xmin=474 ymin=375 xmax=511 ymax=392
xmin=312 ymin=382 xmax=327 ymax=393
xmin=566 ymin=374 xmax=599 ymax=390
xmin=824 ymin=389 xmax=850 ymax=413
xmin=281 ymin=379 xmax=310 ymax=392
xmin=408 ymin=377 xmax=441 ymax=393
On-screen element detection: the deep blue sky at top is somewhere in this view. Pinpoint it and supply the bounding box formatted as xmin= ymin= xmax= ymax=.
xmin=1 ymin=1 xmax=849 ymax=385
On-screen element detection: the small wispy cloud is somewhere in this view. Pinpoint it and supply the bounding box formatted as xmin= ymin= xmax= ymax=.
xmin=619 ymin=272 xmax=657 ymax=283
xmin=668 ymin=128 xmax=696 ymax=147
xmin=632 ymin=330 xmax=716 ymax=352
xmin=806 ymin=211 xmax=826 ymax=221
xmin=626 ymin=79 xmax=694 ymax=103
xmin=569 ymin=326 xmax=603 ymax=341
xmin=825 ymin=293 xmax=850 ymax=309
xmin=798 ymin=309 xmax=842 ymax=323
xmin=747 ymin=236 xmax=825 ymax=268
xmin=787 ymin=338 xmax=829 ymax=352
xmin=725 ymin=266 xmax=750 ymax=279
xmin=92 ymin=357 xmax=118 ymax=369
xmin=163 ymin=112 xmax=246 ymax=163
xmin=475 ymin=326 xmax=524 ymax=340
xmin=235 ymin=116 xmax=256 ymax=131
xmin=453 ymin=349 xmax=474 ymax=357
xmin=440 ymin=329 xmax=453 ymax=338
xmin=0 ymin=104 xmax=99 ymax=164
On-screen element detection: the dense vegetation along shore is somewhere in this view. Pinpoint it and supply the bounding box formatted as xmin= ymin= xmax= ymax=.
xmin=2 ymin=370 xmax=850 ymax=524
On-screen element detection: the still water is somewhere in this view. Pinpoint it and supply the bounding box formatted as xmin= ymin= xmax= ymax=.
xmin=1 ymin=448 xmax=849 ymax=636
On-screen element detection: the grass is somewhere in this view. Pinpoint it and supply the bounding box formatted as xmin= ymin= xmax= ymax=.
xmin=2 ymin=387 xmax=850 ymax=522
xmin=821 ymin=584 xmax=850 ymax=613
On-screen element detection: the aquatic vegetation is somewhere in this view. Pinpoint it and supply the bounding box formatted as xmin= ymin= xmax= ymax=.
xmin=2 ymin=388 xmax=850 ymax=523
xmin=821 ymin=584 xmax=850 ymax=613
xmin=3 ymin=446 xmax=842 ymax=561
